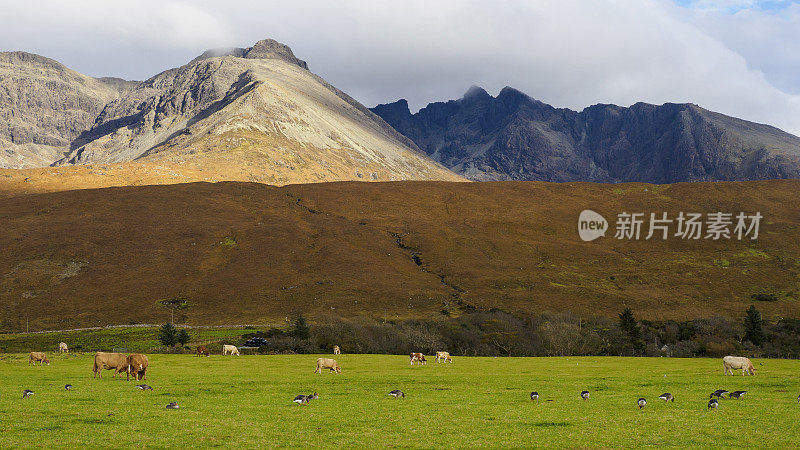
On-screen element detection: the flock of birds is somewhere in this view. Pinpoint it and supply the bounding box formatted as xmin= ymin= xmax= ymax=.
xmin=19 ymin=383 xmax=171 ymax=407
xmin=20 ymin=383 xmax=796 ymax=410
xmin=292 ymin=390 xmax=405 ymax=405
xmin=707 ymin=389 xmax=748 ymax=409
xmin=288 ymin=387 xmax=757 ymax=409
xmin=17 ymin=381 xmax=404 ymax=408
xmin=531 ymin=390 xmax=673 ymax=408
xmin=523 ymin=388 xmax=758 ymax=410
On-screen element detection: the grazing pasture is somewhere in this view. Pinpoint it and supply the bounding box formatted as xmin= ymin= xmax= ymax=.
xmin=1 ymin=354 xmax=799 ymax=447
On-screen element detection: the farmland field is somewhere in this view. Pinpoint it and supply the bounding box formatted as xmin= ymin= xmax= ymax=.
xmin=1 ymin=354 xmax=799 ymax=448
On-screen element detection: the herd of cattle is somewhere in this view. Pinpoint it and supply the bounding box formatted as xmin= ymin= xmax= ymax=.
xmin=22 ymin=343 xmax=783 ymax=409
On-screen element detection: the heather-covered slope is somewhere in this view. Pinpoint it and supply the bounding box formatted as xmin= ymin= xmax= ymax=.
xmin=1 ymin=180 xmax=798 ymax=331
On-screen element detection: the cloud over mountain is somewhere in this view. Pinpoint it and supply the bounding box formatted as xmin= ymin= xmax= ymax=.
xmin=2 ymin=1 xmax=799 ymax=134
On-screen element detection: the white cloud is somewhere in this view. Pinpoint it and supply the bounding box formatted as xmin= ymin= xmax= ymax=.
xmin=0 ymin=0 xmax=234 ymax=79
xmin=1 ymin=0 xmax=799 ymax=135
xmin=1 ymin=0 xmax=233 ymax=48
xmin=220 ymin=0 xmax=800 ymax=134
xmin=687 ymin=3 xmax=800 ymax=95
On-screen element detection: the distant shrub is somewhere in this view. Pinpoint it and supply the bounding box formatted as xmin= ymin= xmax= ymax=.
xmin=219 ymin=236 xmax=238 ymax=248
xmin=751 ymin=292 xmax=780 ymax=302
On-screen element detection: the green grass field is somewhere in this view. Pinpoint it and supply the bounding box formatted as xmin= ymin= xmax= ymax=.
xmin=0 ymin=327 xmax=253 ymax=354
xmin=1 ymin=354 xmax=799 ymax=448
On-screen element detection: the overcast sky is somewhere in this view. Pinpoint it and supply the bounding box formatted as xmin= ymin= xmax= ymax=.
xmin=2 ymin=0 xmax=800 ymax=134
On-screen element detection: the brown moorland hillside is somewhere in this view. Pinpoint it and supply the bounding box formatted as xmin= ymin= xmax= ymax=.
xmin=1 ymin=180 xmax=798 ymax=331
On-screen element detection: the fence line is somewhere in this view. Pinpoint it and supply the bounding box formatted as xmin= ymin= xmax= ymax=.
xmin=3 ymin=324 xmax=259 ymax=335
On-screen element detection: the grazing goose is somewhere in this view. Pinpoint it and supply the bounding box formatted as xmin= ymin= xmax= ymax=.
xmin=708 ymin=399 xmax=719 ymax=409
xmin=729 ymin=391 xmax=747 ymax=399
xmin=658 ymin=393 xmax=674 ymax=402
xmin=22 ymin=389 xmax=34 ymax=398
xmin=710 ymin=389 xmax=728 ymax=399
xmin=165 ymin=402 xmax=179 ymax=409
xmin=64 ymin=384 xmax=73 ymax=391
xmin=637 ymin=398 xmax=647 ymax=409
xmin=293 ymin=392 xmax=319 ymax=404
xmin=530 ymin=391 xmax=539 ymax=401
xmin=581 ymin=391 xmax=590 ymax=401
xmin=135 ymin=384 xmax=153 ymax=391
xmin=388 ymin=390 xmax=405 ymax=398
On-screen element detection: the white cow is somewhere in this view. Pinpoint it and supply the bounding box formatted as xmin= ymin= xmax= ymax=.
xmin=315 ymin=358 xmax=341 ymax=374
xmin=223 ymin=345 xmax=240 ymax=356
xmin=58 ymin=342 xmax=69 ymax=353
xmin=723 ymin=356 xmax=755 ymax=376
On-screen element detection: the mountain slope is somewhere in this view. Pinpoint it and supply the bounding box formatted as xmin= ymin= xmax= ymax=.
xmin=0 ymin=52 xmax=137 ymax=168
xmin=0 ymin=40 xmax=463 ymax=187
xmin=1 ymin=180 xmax=799 ymax=331
xmin=371 ymin=86 xmax=800 ymax=183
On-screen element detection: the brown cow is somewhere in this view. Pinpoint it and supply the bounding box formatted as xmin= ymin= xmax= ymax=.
xmin=410 ymin=353 xmax=427 ymax=365
xmin=127 ymin=354 xmax=149 ymax=381
xmin=333 ymin=345 xmax=341 ymax=355
xmin=196 ymin=346 xmax=210 ymax=357
xmin=315 ymin=358 xmax=341 ymax=374
xmin=29 ymin=352 xmax=50 ymax=366
xmin=93 ymin=352 xmax=128 ymax=379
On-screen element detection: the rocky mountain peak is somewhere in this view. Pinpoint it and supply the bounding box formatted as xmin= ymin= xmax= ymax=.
xmin=190 ymin=38 xmax=308 ymax=70
xmin=462 ymin=85 xmax=491 ymax=101
xmin=497 ymin=86 xmax=526 ymax=100
xmin=371 ymin=98 xmax=411 ymax=117
xmin=0 ymin=51 xmax=67 ymax=73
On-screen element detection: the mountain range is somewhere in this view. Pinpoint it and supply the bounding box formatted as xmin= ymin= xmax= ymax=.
xmin=2 ymin=37 xmax=800 ymax=194
xmin=372 ymin=86 xmax=800 ymax=183
xmin=0 ymin=39 xmax=462 ymax=191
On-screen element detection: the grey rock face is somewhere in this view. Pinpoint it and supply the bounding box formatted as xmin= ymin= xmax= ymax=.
xmin=372 ymin=86 xmax=800 ymax=183
xmin=0 ymin=39 xmax=308 ymax=169
xmin=0 ymin=39 xmax=461 ymax=184
xmin=53 ymin=57 xmax=257 ymax=165
xmin=0 ymin=52 xmax=134 ymax=168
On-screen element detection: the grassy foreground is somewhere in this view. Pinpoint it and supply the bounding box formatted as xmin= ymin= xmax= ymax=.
xmin=1 ymin=354 xmax=799 ymax=448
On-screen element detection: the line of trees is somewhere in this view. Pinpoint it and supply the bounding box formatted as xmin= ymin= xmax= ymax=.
xmin=158 ymin=323 xmax=190 ymax=348
xmin=236 ymin=304 xmax=790 ymax=358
